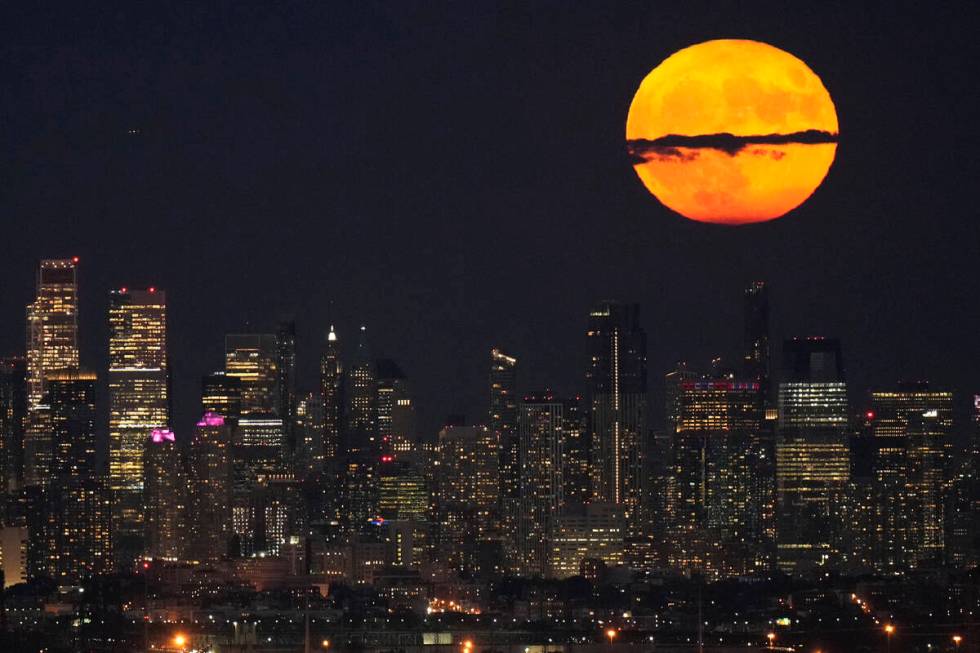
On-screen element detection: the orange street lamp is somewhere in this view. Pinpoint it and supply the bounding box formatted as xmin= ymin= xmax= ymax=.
xmin=322 ymin=639 xmax=331 ymax=649
xmin=174 ymin=633 xmax=187 ymax=650
xmin=606 ymin=629 xmax=618 ymax=645
xmin=462 ymin=640 xmax=474 ymax=651
xmin=884 ymin=624 xmax=895 ymax=653
xmin=767 ymin=632 xmax=776 ymax=649
xmin=953 ymin=635 xmax=963 ymax=650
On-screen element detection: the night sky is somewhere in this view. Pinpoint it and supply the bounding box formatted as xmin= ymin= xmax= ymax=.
xmin=1 ymin=3 xmax=978 ymax=439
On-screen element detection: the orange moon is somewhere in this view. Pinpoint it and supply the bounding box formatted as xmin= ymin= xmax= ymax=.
xmin=626 ymin=39 xmax=838 ymax=225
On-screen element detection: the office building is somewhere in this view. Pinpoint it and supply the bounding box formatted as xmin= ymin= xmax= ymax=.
xmin=108 ymin=287 xmax=169 ymax=567
xmin=188 ymin=412 xmax=233 ymax=563
xmin=144 ymin=428 xmax=187 ymax=560
xmin=775 ymin=337 xmax=850 ymax=574
xmin=24 ymin=258 xmax=79 ymax=487
xmin=490 ymin=348 xmax=519 ymax=571
xmin=320 ymin=326 xmax=343 ymax=461
xmin=47 ymin=371 xmax=111 ymax=583
xmin=346 ymin=326 xmax=376 ymax=455
xmin=0 ymin=357 xmax=28 ymax=492
xmin=225 ymin=333 xmax=278 ymax=415
xmin=586 ymin=302 xmax=647 ymax=534
xmin=518 ymin=392 xmax=565 ymax=577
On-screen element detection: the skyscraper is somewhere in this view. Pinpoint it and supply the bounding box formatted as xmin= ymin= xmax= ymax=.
xmin=26 ymin=258 xmax=79 ymax=410
xmin=743 ymin=282 xmax=771 ymax=394
xmin=320 ymin=326 xmax=342 ymax=461
xmin=144 ymin=427 xmax=187 ymax=560
xmin=294 ymin=392 xmax=325 ymax=476
xmin=518 ymin=391 xmax=565 ymax=577
xmin=276 ymin=320 xmax=297 ymax=459
xmin=108 ymin=287 xmax=169 ymax=568
xmin=868 ymin=382 xmax=953 ymax=571
xmin=24 ymin=258 xmax=80 ymax=487
xmin=345 ymin=326 xmax=376 ymax=455
xmin=225 ymin=333 xmax=278 ymax=416
xmin=561 ymin=397 xmax=592 ymax=507
xmin=375 ymin=359 xmax=412 ymax=455
xmin=775 ymin=337 xmax=850 ymax=574
xmin=202 ymin=371 xmax=243 ymax=422
xmin=666 ymin=378 xmax=766 ymax=579
xmin=586 ymin=302 xmax=647 ymax=531
xmin=0 ymin=358 xmax=28 ymax=492
xmin=188 ymin=412 xmax=233 ymax=563
xmin=46 ymin=371 xmax=111 ymax=583
xmin=664 ymin=361 xmax=697 ymax=435
xmin=435 ymin=422 xmax=499 ymax=574
xmin=490 ymin=348 xmax=519 ymax=570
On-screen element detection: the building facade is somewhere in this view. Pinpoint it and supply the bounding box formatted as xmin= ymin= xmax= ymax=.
xmin=108 ymin=288 xmax=169 ymax=568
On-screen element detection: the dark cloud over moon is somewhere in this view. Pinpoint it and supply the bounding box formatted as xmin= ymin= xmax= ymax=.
xmin=627 ymin=129 xmax=839 ymax=160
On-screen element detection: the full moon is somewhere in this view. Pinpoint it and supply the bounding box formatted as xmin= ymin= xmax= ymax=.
xmin=626 ymin=39 xmax=838 ymax=225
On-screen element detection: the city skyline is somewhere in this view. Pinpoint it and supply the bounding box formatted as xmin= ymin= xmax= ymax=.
xmin=1 ymin=261 xmax=976 ymax=443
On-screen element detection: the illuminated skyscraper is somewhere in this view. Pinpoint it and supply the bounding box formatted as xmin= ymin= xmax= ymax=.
xmin=518 ymin=392 xmax=565 ymax=577
xmin=664 ymin=361 xmax=697 ymax=435
xmin=202 ymin=371 xmax=242 ymax=422
xmin=24 ymin=258 xmax=80 ymax=487
xmin=587 ymin=303 xmax=647 ymax=521
xmin=188 ymin=412 xmax=233 ymax=563
xmin=871 ymin=382 xmax=953 ymax=436
xmin=295 ymin=392 xmax=325 ymax=476
xmin=378 ymin=458 xmax=429 ymax=522
xmin=345 ymin=326 xmax=376 ymax=455
xmin=225 ymin=333 xmax=278 ymax=416
xmin=375 ymin=359 xmax=412 ymax=455
xmin=144 ymin=427 xmax=187 ymax=560
xmin=561 ymin=397 xmax=591 ymax=507
xmin=666 ymin=378 xmax=767 ymax=579
xmin=107 ymin=287 xmax=168 ymax=568
xmin=26 ymin=258 xmax=79 ymax=410
xmin=319 ymin=326 xmax=342 ymax=461
xmin=276 ymin=320 xmax=297 ymax=459
xmin=0 ymin=358 xmax=28 ymax=492
xmin=434 ymin=422 xmax=498 ymax=573
xmin=743 ymin=282 xmax=771 ymax=394
xmin=775 ymin=337 xmax=850 ymax=574
xmin=946 ymin=396 xmax=980 ymax=568
xmin=46 ymin=371 xmax=111 ymax=583
xmin=868 ymin=382 xmax=953 ymax=571
xmin=490 ymin=348 xmax=519 ymax=570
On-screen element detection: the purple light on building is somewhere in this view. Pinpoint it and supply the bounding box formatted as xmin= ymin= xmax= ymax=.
xmin=151 ymin=428 xmax=175 ymax=443
xmin=196 ymin=412 xmax=225 ymax=427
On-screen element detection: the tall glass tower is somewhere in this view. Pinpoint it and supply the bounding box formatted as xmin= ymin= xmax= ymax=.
xmin=775 ymin=337 xmax=850 ymax=574
xmin=24 ymin=258 xmax=80 ymax=487
xmin=586 ymin=301 xmax=647 ymax=533
xmin=108 ymin=287 xmax=169 ymax=568
xmin=319 ymin=326 xmax=343 ymax=461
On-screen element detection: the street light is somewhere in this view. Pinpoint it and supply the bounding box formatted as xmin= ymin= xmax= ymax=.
xmin=174 ymin=633 xmax=187 ymax=650
xmin=884 ymin=624 xmax=895 ymax=653
xmin=767 ymin=632 xmax=776 ymax=649
xmin=322 ymin=639 xmax=331 ymax=649
xmin=953 ymin=635 xmax=963 ymax=650
xmin=606 ymin=629 xmax=617 ymax=644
